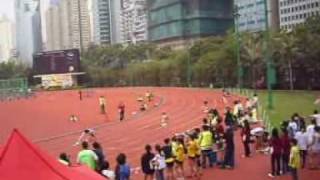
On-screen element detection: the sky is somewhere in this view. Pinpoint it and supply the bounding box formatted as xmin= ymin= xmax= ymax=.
xmin=0 ymin=0 xmax=14 ymax=21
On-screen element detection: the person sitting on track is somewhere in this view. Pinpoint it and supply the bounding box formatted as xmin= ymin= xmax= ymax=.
xmin=74 ymin=128 xmax=96 ymax=146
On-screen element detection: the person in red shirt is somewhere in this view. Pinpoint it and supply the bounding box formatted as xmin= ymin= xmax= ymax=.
xmin=118 ymin=102 xmax=125 ymax=121
xmin=268 ymin=128 xmax=283 ymax=178
xmin=280 ymin=129 xmax=291 ymax=174
xmin=241 ymin=120 xmax=251 ymax=158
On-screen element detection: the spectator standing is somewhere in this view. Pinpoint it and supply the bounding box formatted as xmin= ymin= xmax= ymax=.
xmin=224 ymin=108 xmax=235 ymax=128
xmin=280 ymin=129 xmax=291 ymax=174
xmin=101 ymin=161 xmax=115 ymax=180
xmin=152 ymin=144 xmax=166 ymax=180
xmin=115 ymin=153 xmax=131 ymax=180
xmin=288 ymin=118 xmax=298 ymax=138
xmin=308 ymin=126 xmax=320 ymax=169
xmin=92 ymin=142 xmax=106 ymax=171
xmin=241 ymin=120 xmax=252 ymax=158
xmin=289 ymin=139 xmax=301 ymax=180
xmin=199 ymin=125 xmax=214 ymax=168
xmin=295 ymin=127 xmax=308 ymax=168
xmin=186 ymin=134 xmax=200 ymax=178
xmin=141 ymin=145 xmax=155 ymax=180
xmin=77 ymin=142 xmax=98 ymax=170
xmin=221 ymin=125 xmax=235 ymax=169
xmin=268 ymin=128 xmax=282 ymax=178
xmin=175 ymin=138 xmax=186 ymax=179
xmin=162 ymin=138 xmax=175 ymax=180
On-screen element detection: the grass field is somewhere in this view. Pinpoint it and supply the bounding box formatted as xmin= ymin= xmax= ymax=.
xmin=257 ymin=90 xmax=320 ymax=127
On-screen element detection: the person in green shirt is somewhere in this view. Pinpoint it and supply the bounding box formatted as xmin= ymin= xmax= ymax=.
xmin=289 ymin=139 xmax=301 ymax=180
xmin=77 ymin=141 xmax=98 ymax=170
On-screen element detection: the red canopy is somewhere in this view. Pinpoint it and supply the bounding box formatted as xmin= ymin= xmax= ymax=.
xmin=0 ymin=129 xmax=105 ymax=180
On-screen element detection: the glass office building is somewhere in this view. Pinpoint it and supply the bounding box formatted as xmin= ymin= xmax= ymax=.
xmin=147 ymin=0 xmax=234 ymax=47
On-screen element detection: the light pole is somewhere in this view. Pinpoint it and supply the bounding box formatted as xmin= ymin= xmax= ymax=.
xmin=187 ymin=45 xmax=192 ymax=87
xmin=263 ymin=0 xmax=274 ymax=110
xmin=233 ymin=5 xmax=242 ymax=91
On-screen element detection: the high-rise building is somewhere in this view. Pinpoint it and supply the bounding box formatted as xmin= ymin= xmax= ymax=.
xmin=45 ymin=0 xmax=91 ymax=51
xmin=15 ymin=0 xmax=42 ymax=65
xmin=235 ymin=0 xmax=280 ymax=32
xmin=0 ymin=15 xmax=15 ymax=62
xmin=120 ymin=0 xmax=148 ymax=44
xmin=279 ymin=0 xmax=320 ymax=30
xmin=92 ymin=0 xmax=112 ymax=45
xmin=147 ymin=0 xmax=234 ymax=48
xmin=110 ymin=0 xmax=122 ymax=44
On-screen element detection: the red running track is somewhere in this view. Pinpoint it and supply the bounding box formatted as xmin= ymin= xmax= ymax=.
xmin=0 ymin=87 xmax=318 ymax=179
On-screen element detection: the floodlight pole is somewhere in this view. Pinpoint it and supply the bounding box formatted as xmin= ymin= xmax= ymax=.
xmin=233 ymin=4 xmax=242 ymax=91
xmin=263 ymin=0 xmax=273 ymax=110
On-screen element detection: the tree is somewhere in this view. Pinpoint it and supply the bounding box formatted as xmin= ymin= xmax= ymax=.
xmin=273 ymin=31 xmax=299 ymax=90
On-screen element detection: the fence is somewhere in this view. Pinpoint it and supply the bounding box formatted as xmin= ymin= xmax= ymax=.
xmin=0 ymin=78 xmax=30 ymax=101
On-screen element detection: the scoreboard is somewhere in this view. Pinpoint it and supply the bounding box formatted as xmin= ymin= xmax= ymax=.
xmin=33 ymin=49 xmax=80 ymax=75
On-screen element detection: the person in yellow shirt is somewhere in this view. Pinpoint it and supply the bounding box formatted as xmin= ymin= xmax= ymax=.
xmin=194 ymin=128 xmax=202 ymax=175
xmin=199 ymin=125 xmax=214 ymax=168
xmin=289 ymin=139 xmax=300 ymax=180
xmin=187 ymin=134 xmax=200 ymax=178
xmin=175 ymin=138 xmax=185 ymax=179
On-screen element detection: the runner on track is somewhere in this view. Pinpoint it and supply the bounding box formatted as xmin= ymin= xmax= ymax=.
xmin=160 ymin=112 xmax=169 ymax=128
xmin=118 ymin=102 xmax=125 ymax=121
xmin=99 ymin=96 xmax=106 ymax=114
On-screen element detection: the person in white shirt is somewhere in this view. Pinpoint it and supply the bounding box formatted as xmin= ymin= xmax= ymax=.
xmin=152 ymin=144 xmax=166 ymax=180
xmin=288 ymin=119 xmax=298 ymax=138
xmin=295 ymin=127 xmax=308 ymax=168
xmin=101 ymin=161 xmax=115 ymax=180
xmin=311 ymin=110 xmax=320 ymax=126
xmin=308 ymin=126 xmax=320 ymax=169
xmin=306 ymin=119 xmax=317 ymax=143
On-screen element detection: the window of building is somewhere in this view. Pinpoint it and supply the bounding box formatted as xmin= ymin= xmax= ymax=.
xmin=24 ymin=3 xmax=30 ymax=12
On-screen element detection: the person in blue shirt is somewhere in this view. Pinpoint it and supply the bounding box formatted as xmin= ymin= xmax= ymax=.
xmin=115 ymin=153 xmax=131 ymax=180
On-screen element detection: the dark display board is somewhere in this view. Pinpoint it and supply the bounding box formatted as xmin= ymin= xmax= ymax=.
xmin=33 ymin=49 xmax=80 ymax=75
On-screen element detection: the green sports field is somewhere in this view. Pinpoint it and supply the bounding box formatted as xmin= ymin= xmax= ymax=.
xmin=258 ymin=90 xmax=320 ymax=128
